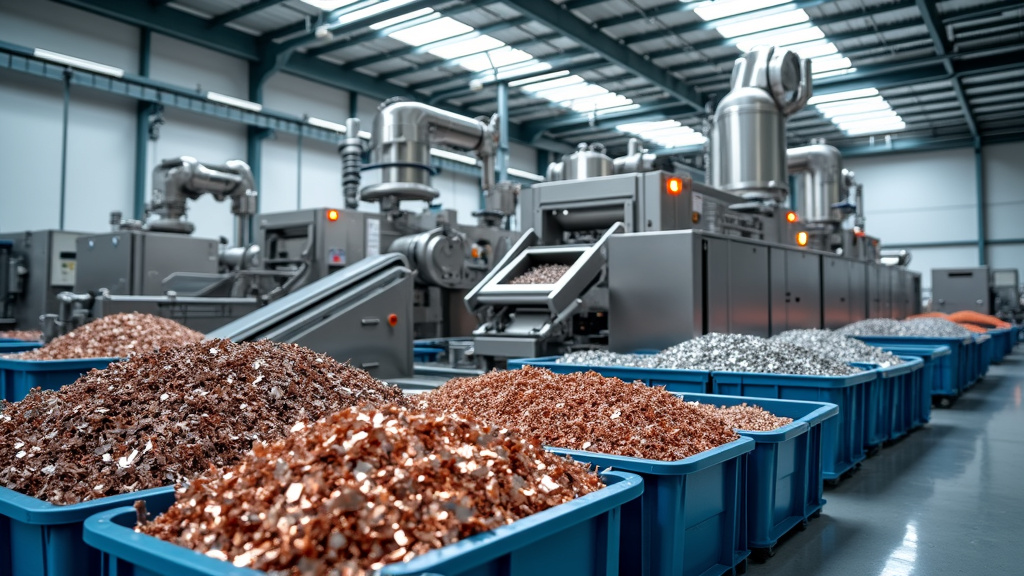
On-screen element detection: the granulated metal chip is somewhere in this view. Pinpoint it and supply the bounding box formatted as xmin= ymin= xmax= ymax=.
xmin=139 ymin=404 xmax=602 ymax=576
xmin=507 ymin=263 xmax=571 ymax=285
xmin=421 ymin=366 xmax=740 ymax=462
xmin=8 ymin=313 xmax=204 ymax=360
xmin=0 ymin=339 xmax=407 ymax=505
xmin=0 ymin=330 xmax=42 ymax=342
xmin=772 ymin=329 xmax=905 ymax=367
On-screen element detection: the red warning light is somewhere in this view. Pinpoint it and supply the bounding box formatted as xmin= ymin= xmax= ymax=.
xmin=388 ymin=314 xmax=398 ymax=327
xmin=327 ymin=209 xmax=340 ymax=221
xmin=666 ymin=177 xmax=683 ymax=195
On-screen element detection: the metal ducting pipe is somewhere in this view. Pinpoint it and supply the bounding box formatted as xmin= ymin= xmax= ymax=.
xmin=361 ymin=101 xmax=497 ymax=208
xmin=787 ymin=143 xmax=843 ymax=223
xmin=710 ymin=47 xmax=812 ymax=203
xmin=879 ymin=249 xmax=912 ymax=266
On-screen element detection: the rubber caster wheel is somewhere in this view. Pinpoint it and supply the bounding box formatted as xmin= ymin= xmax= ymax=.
xmin=937 ymin=397 xmax=952 ymax=409
xmin=751 ymin=548 xmax=775 ymax=563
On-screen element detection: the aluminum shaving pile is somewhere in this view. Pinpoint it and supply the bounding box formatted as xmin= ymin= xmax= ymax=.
xmin=9 ymin=313 xmax=204 ymax=360
xmin=0 ymin=330 xmax=42 ymax=342
xmin=559 ymin=333 xmax=862 ymax=376
xmin=711 ymin=403 xmax=793 ymax=432
xmin=507 ymin=263 xmax=571 ymax=285
xmin=773 ymin=329 xmax=905 ymax=367
xmin=0 ymin=339 xmax=406 ymax=505
xmin=422 ymin=366 xmax=739 ymax=461
xmin=837 ymin=317 xmax=973 ymax=338
xmin=140 ymin=404 xmax=602 ymax=576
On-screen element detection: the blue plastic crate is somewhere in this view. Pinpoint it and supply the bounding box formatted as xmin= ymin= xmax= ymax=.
xmin=675 ymin=393 xmax=837 ymax=555
xmin=852 ymin=362 xmax=891 ymax=450
xmin=0 ymin=486 xmax=176 ymax=576
xmin=877 ymin=344 xmax=950 ymax=418
xmin=82 ymin=471 xmax=643 ymax=576
xmin=711 ymin=370 xmax=876 ymax=483
xmin=0 ymin=342 xmax=42 ymax=353
xmin=548 ymin=437 xmax=753 ymax=576
xmin=508 ymin=356 xmax=711 ymax=393
xmin=0 ymin=357 xmax=121 ymax=402
xmin=988 ymin=328 xmax=1013 ymax=363
xmin=976 ymin=334 xmax=992 ymax=378
xmin=876 ymin=357 xmax=923 ymax=442
xmin=853 ymin=336 xmax=971 ymax=399
xmin=412 ymin=346 xmax=444 ymax=363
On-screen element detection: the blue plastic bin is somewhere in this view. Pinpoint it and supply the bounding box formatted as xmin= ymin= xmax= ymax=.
xmin=82 ymin=471 xmax=643 ymax=576
xmin=675 ymin=393 xmax=837 ymax=555
xmin=853 ymin=336 xmax=971 ymax=399
xmin=549 ymin=437 xmax=753 ymax=576
xmin=988 ymin=328 xmax=1013 ymax=363
xmin=876 ymin=357 xmax=923 ymax=442
xmin=711 ymin=370 xmax=876 ymax=483
xmin=0 ymin=342 xmax=42 ymax=354
xmin=412 ymin=346 xmax=444 ymax=363
xmin=976 ymin=334 xmax=992 ymax=378
xmin=0 ymin=486 xmax=176 ymax=576
xmin=0 ymin=357 xmax=121 ymax=402
xmin=853 ymin=362 xmax=891 ymax=450
xmin=508 ymin=356 xmax=711 ymax=393
xmin=877 ymin=344 xmax=950 ymax=417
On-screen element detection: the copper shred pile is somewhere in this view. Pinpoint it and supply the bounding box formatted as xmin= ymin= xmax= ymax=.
xmin=507 ymin=263 xmax=571 ymax=285
xmin=0 ymin=330 xmax=42 ymax=342
xmin=0 ymin=339 xmax=407 ymax=505
xmin=421 ymin=366 xmax=739 ymax=461
xmin=11 ymin=313 xmax=204 ymax=360
xmin=712 ymin=403 xmax=793 ymax=432
xmin=140 ymin=404 xmax=602 ymax=576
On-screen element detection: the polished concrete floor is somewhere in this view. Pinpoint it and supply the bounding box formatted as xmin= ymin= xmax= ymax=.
xmin=749 ymin=350 xmax=1024 ymax=576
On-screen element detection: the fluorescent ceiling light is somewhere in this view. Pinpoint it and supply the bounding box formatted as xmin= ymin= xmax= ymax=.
xmin=808 ymin=88 xmax=879 ymax=105
xmin=829 ymin=109 xmax=899 ymax=125
xmin=812 ymin=55 xmax=852 ymax=74
xmin=494 ymin=61 xmax=551 ymax=80
xmin=841 ymin=120 xmax=906 ymax=136
xmin=813 ymin=67 xmax=857 ymax=79
xmin=817 ymin=95 xmax=887 ymax=113
xmin=787 ymin=40 xmax=838 ymax=59
xmin=596 ymin=103 xmax=641 ymax=115
xmin=508 ymin=168 xmax=545 ymax=182
xmin=520 ymin=74 xmax=586 ymax=93
xmin=370 ymin=7 xmax=434 ymax=30
xmin=428 ymin=34 xmax=504 ymax=60
xmin=734 ymin=24 xmax=824 ymax=52
xmin=299 ymin=0 xmax=358 ymax=10
xmin=206 ymin=91 xmax=262 ymax=113
xmin=339 ymin=0 xmax=418 ymax=28
xmin=693 ymin=0 xmax=790 ymax=21
xmin=33 ymin=49 xmax=124 ymax=77
xmin=508 ymin=70 xmax=570 ymax=87
xmin=306 ymin=116 xmax=347 ymax=132
xmin=716 ymin=9 xmax=809 ymax=38
xmin=389 ymin=16 xmax=472 ymax=45
xmin=430 ymin=147 xmax=478 ymax=165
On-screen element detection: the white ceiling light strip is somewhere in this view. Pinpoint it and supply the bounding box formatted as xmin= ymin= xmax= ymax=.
xmin=694 ymin=0 xmax=905 ymax=136
xmin=615 ymin=119 xmax=707 ymax=148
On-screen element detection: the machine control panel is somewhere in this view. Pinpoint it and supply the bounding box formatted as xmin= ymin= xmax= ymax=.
xmin=50 ymin=232 xmax=80 ymax=287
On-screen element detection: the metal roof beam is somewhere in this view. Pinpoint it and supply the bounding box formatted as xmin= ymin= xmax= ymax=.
xmin=342 ymin=16 xmax=528 ymax=70
xmin=916 ymin=0 xmax=978 ymax=141
xmin=526 ymin=103 xmax=699 ymax=141
xmin=208 ymin=0 xmax=290 ymax=28
xmin=943 ymin=0 xmax=1024 ymax=24
xmin=378 ymin=32 xmax=564 ymax=80
xmin=283 ymin=0 xmax=441 ymax=55
xmin=593 ymin=0 xmax=835 ymax=36
xmin=428 ymin=57 xmax=608 ymax=103
xmin=499 ymin=0 xmax=704 ymax=110
xmin=410 ymin=47 xmax=592 ymax=91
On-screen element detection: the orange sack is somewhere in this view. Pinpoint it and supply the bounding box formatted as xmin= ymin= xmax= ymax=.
xmin=948 ymin=310 xmax=1011 ymax=329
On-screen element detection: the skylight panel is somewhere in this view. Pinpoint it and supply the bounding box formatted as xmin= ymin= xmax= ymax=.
xmin=388 ymin=16 xmax=473 ymax=45
xmin=840 ymin=119 xmax=906 ymax=136
xmin=369 ymin=7 xmax=434 ymax=29
xmin=299 ymin=0 xmax=359 ymax=11
xmin=811 ymin=55 xmax=852 ymax=74
xmin=733 ymin=24 xmax=825 ymax=52
xmin=788 ymin=41 xmax=838 ymax=60
xmin=716 ymin=9 xmax=809 ymax=38
xmin=693 ymin=0 xmax=791 ymax=21
xmin=428 ymin=35 xmax=505 ymax=60
xmin=339 ymin=0 xmax=419 ymax=27
xmin=507 ymin=70 xmax=570 ymax=87
xmin=807 ymin=88 xmax=879 ymax=105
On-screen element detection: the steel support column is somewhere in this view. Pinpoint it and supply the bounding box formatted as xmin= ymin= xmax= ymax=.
xmin=497 ymin=82 xmax=509 ymax=184
xmin=59 ymin=70 xmax=70 ymax=231
xmin=975 ymin=142 xmax=987 ymax=265
xmin=133 ymin=28 xmax=153 ymax=219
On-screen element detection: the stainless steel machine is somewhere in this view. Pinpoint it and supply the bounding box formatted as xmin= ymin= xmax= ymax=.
xmin=991 ymin=268 xmax=1022 ymax=322
xmin=0 ymin=230 xmax=84 ymax=329
xmin=932 ymin=266 xmax=992 ymax=313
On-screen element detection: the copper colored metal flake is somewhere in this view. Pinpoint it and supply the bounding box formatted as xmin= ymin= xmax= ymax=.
xmin=421 ymin=366 xmax=739 ymax=462
xmin=9 ymin=313 xmax=204 ymax=360
xmin=0 ymin=339 xmax=407 ymax=504
xmin=507 ymin=263 xmax=571 ymax=285
xmin=0 ymin=330 xmax=42 ymax=342
xmin=139 ymin=404 xmax=602 ymax=576
xmin=712 ymin=403 xmax=793 ymax=432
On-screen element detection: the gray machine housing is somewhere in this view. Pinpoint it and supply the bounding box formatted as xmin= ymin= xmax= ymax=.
xmin=0 ymin=230 xmax=84 ymax=330
xmin=931 ymin=266 xmax=991 ymax=313
xmin=608 ymin=230 xmax=921 ymax=352
xmin=74 ymin=231 xmax=219 ymax=296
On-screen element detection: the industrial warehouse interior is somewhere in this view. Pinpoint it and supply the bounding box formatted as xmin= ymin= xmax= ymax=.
xmin=1 ymin=0 xmax=1022 ymax=574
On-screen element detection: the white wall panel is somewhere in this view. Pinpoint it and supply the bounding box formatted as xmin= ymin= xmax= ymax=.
xmin=260 ymin=133 xmax=299 ymax=214
xmin=150 ymin=34 xmax=247 ymax=98
xmin=983 ymin=142 xmax=1024 ymax=242
xmin=907 ymin=246 xmax=980 ymax=293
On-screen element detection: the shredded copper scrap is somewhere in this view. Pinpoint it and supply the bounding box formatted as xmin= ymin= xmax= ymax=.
xmin=0 ymin=330 xmax=42 ymax=342
xmin=507 ymin=263 xmax=571 ymax=285
xmin=140 ymin=404 xmax=602 ymax=576
xmin=0 ymin=339 xmax=407 ymax=505
xmin=9 ymin=313 xmax=204 ymax=360
xmin=712 ymin=403 xmax=793 ymax=432
xmin=421 ymin=366 xmax=739 ymax=461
